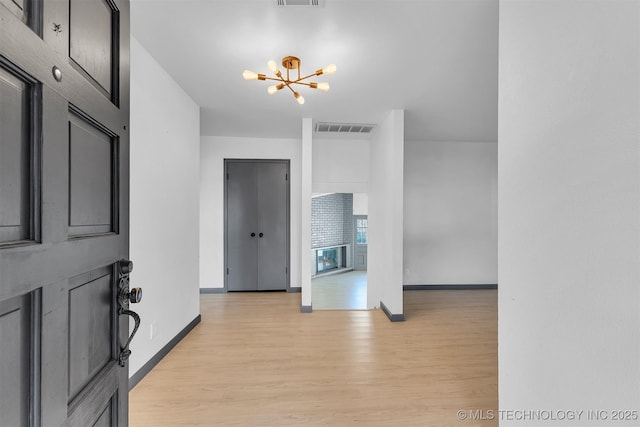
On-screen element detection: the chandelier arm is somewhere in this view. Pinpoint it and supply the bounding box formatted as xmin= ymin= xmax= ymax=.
xmin=275 ymin=76 xmax=297 ymax=95
xmin=283 ymin=81 xmax=297 ymax=95
xmin=294 ymin=73 xmax=319 ymax=83
xmin=272 ymin=74 xmax=299 ymax=96
xmin=290 ymin=81 xmax=313 ymax=87
xmin=259 ymin=75 xmax=317 ymax=86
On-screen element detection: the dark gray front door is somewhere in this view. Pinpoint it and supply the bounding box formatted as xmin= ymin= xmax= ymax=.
xmin=354 ymin=215 xmax=368 ymax=270
xmin=1 ymin=0 xmax=131 ymax=425
xmin=225 ymin=160 xmax=289 ymax=291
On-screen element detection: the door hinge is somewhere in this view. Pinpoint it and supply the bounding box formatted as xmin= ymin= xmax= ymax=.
xmin=285 ymin=173 xmax=288 ymax=181
xmin=226 ymin=173 xmax=229 ymax=180
xmin=226 ymin=268 xmax=229 ymax=275
xmin=285 ymin=266 xmax=288 ymax=274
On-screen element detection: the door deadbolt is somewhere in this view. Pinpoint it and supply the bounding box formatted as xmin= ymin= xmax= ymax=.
xmin=120 ymin=286 xmax=142 ymax=305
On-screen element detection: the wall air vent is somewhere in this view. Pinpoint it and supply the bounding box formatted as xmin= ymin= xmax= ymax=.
xmin=315 ymin=122 xmax=377 ymax=134
xmin=276 ymin=0 xmax=324 ymax=7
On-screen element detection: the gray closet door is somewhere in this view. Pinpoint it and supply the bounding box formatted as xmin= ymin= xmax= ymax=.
xmin=226 ymin=160 xmax=289 ymax=291
xmin=257 ymin=162 xmax=288 ymax=290
xmin=1 ymin=0 xmax=131 ymax=425
xmin=226 ymin=161 xmax=259 ymax=291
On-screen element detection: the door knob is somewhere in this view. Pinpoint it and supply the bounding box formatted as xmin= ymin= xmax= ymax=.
xmin=251 ymin=232 xmax=256 ymax=237
xmin=259 ymin=232 xmax=264 ymax=238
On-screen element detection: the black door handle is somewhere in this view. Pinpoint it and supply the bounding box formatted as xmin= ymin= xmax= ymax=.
xmin=251 ymin=232 xmax=256 ymax=237
xmin=259 ymin=232 xmax=264 ymax=238
xmin=117 ymin=259 xmax=142 ymax=367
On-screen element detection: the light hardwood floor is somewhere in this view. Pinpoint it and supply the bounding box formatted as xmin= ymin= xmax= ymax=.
xmin=130 ymin=290 xmax=497 ymax=427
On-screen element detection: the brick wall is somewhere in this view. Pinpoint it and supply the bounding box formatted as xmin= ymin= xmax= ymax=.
xmin=342 ymin=194 xmax=353 ymax=247
xmin=311 ymin=193 xmax=354 ymax=249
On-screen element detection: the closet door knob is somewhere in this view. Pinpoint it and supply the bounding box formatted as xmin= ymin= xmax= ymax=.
xmin=259 ymin=233 xmax=264 ymax=238
xmin=250 ymin=232 xmax=256 ymax=237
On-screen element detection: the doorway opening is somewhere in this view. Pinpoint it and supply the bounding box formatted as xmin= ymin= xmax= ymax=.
xmin=311 ymin=193 xmax=368 ymax=309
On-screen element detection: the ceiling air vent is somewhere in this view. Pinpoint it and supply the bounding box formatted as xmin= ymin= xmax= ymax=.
xmin=315 ymin=122 xmax=377 ymax=134
xmin=276 ymin=0 xmax=324 ymax=7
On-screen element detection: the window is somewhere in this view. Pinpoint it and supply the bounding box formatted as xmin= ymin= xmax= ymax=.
xmin=356 ymin=218 xmax=368 ymax=244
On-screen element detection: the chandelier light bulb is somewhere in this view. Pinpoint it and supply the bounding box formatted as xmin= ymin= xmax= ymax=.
xmin=267 ymin=60 xmax=279 ymax=74
xmin=267 ymin=83 xmax=285 ymax=95
xmin=242 ymin=70 xmax=259 ymax=80
xmin=316 ymin=82 xmax=330 ymax=92
xmin=321 ymin=64 xmax=337 ymax=75
xmin=295 ymin=92 xmax=305 ymax=105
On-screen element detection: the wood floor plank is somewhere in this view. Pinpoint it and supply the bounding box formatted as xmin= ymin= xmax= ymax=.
xmin=130 ymin=290 xmax=497 ymax=427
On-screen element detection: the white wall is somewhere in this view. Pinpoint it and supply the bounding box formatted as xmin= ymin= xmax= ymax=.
xmin=499 ymin=0 xmax=640 ymax=423
xmin=312 ymin=138 xmax=369 ymax=194
xmin=368 ymin=110 xmax=404 ymax=314
xmin=353 ymin=193 xmax=368 ymax=215
xmin=129 ymin=37 xmax=201 ymax=377
xmin=404 ymin=141 xmax=497 ymax=285
xmin=301 ymin=119 xmax=313 ymax=308
xmin=200 ymin=136 xmax=302 ymax=289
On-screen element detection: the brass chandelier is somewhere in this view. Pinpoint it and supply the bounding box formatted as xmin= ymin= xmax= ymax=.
xmin=243 ymin=56 xmax=336 ymax=105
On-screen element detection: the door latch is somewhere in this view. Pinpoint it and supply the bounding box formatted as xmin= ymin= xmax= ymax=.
xmin=117 ymin=259 xmax=142 ymax=367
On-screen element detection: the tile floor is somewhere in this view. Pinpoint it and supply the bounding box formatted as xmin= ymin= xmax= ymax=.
xmin=311 ymin=270 xmax=367 ymax=310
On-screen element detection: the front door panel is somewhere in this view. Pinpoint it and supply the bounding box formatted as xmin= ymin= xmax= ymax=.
xmin=0 ymin=293 xmax=32 ymax=427
xmin=68 ymin=268 xmax=113 ymax=403
xmin=69 ymin=0 xmax=117 ymax=99
xmin=68 ymin=110 xmax=117 ymax=237
xmin=0 ymin=62 xmax=35 ymax=244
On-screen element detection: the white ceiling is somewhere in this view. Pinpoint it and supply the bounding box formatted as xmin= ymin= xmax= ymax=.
xmin=130 ymin=0 xmax=498 ymax=141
